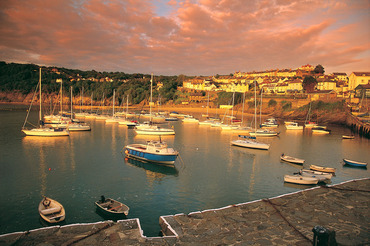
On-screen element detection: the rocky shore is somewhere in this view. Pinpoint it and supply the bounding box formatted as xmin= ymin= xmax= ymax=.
xmin=1 ymin=178 xmax=369 ymax=245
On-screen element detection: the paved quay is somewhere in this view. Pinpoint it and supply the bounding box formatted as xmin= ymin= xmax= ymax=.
xmin=0 ymin=178 xmax=369 ymax=245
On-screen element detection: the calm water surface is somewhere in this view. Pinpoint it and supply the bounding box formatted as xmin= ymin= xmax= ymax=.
xmin=0 ymin=105 xmax=369 ymax=236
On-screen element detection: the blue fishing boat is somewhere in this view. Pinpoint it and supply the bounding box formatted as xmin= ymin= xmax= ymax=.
xmin=343 ymin=158 xmax=367 ymax=168
xmin=124 ymin=140 xmax=178 ymax=165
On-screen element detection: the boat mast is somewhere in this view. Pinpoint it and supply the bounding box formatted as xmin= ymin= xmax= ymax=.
xmin=150 ymin=73 xmax=153 ymax=122
xmin=39 ymin=67 xmax=42 ymax=123
xmin=254 ymin=81 xmax=257 ymax=132
xmin=112 ymin=89 xmax=115 ymax=117
xmin=60 ymin=79 xmax=63 ymax=115
xmin=91 ymin=92 xmax=93 ymax=113
xmin=70 ymin=86 xmax=73 ymax=120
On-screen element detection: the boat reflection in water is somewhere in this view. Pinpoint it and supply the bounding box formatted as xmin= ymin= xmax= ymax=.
xmin=124 ymin=157 xmax=179 ymax=177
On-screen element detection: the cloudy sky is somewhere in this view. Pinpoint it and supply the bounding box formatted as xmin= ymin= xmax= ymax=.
xmin=0 ymin=0 xmax=369 ymax=76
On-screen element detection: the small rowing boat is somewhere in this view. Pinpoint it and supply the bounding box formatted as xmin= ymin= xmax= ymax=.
xmin=343 ymin=158 xmax=367 ymax=168
xmin=299 ymin=169 xmax=332 ymax=182
xmin=95 ymin=196 xmax=129 ymax=216
xmin=310 ymin=164 xmax=336 ymax=173
xmin=342 ymin=135 xmax=355 ymax=139
xmin=284 ymin=174 xmax=318 ymax=185
xmin=280 ymin=153 xmax=305 ymax=164
xmin=38 ymin=197 xmax=65 ymax=223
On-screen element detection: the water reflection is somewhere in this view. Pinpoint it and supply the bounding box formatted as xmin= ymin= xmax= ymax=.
xmin=124 ymin=157 xmax=178 ymax=182
xmin=283 ymin=182 xmax=317 ymax=190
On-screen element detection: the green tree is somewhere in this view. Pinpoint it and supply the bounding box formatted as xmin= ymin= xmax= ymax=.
xmin=302 ymin=76 xmax=317 ymax=93
xmin=314 ymin=64 xmax=325 ymax=74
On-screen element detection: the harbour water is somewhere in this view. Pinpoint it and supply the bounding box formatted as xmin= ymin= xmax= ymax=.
xmin=0 ymin=105 xmax=369 ymax=236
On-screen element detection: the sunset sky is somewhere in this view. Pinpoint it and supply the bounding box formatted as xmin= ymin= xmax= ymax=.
xmin=0 ymin=0 xmax=369 ymax=76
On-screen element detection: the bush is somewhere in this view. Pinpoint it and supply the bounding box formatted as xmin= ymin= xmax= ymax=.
xmin=268 ymin=99 xmax=277 ymax=107
xmin=282 ymin=102 xmax=292 ymax=111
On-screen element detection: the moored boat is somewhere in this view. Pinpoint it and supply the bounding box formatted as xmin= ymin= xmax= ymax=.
xmin=285 ymin=122 xmax=303 ymax=130
xmin=312 ymin=126 xmax=331 ymax=134
xmin=280 ymin=153 xmax=305 ymax=164
xmin=125 ymin=139 xmax=179 ymax=165
xmin=310 ymin=164 xmax=336 ymax=173
xmin=38 ymin=197 xmax=65 ymax=223
xmin=343 ymin=158 xmax=367 ymax=168
xmin=284 ymin=174 xmax=318 ymax=185
xmin=299 ymin=169 xmax=332 ymax=182
xmin=231 ymin=135 xmax=270 ymax=150
xmin=342 ymin=135 xmax=355 ymax=139
xmin=95 ymin=196 xmax=129 ymax=216
xmin=22 ymin=68 xmax=69 ymax=137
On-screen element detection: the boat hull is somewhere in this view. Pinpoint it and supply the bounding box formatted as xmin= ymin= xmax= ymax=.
xmin=95 ymin=198 xmax=129 ymax=216
xmin=22 ymin=128 xmax=69 ymax=137
xmin=38 ymin=197 xmax=65 ymax=223
xmin=125 ymin=145 xmax=178 ymax=165
xmin=231 ymin=139 xmax=270 ymax=150
xmin=310 ymin=165 xmax=336 ymax=173
xmin=134 ymin=128 xmax=175 ymax=135
xmin=343 ymin=159 xmax=367 ymax=167
xmin=280 ymin=155 xmax=305 ymax=164
xmin=284 ymin=175 xmax=318 ymax=185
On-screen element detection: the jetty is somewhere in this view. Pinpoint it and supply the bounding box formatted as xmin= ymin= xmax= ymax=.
xmin=346 ymin=112 xmax=370 ymax=138
xmin=0 ymin=178 xmax=369 ymax=245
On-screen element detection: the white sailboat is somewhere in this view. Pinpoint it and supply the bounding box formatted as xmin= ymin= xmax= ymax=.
xmin=106 ymin=90 xmax=120 ymax=123
xmin=22 ymin=68 xmax=69 ymax=137
xmin=135 ymin=74 xmax=175 ymax=135
xmin=304 ymin=101 xmax=317 ymax=128
xmin=231 ymin=81 xmax=270 ymax=150
xmin=67 ymin=86 xmax=91 ymax=131
xmin=118 ymin=95 xmax=137 ymax=126
xmin=249 ymin=88 xmax=278 ymax=137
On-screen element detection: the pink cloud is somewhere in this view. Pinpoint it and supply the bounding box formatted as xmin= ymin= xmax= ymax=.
xmin=0 ymin=0 xmax=368 ymax=75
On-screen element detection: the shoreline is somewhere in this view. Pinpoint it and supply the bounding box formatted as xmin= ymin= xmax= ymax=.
xmin=1 ymin=178 xmax=368 ymax=245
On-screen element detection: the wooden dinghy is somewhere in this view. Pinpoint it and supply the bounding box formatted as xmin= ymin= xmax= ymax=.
xmin=38 ymin=197 xmax=65 ymax=223
xmin=342 ymin=135 xmax=355 ymax=139
xmin=280 ymin=153 xmax=305 ymax=164
xmin=310 ymin=164 xmax=336 ymax=173
xmin=299 ymin=169 xmax=332 ymax=182
xmin=95 ymin=196 xmax=129 ymax=216
xmin=343 ymin=158 xmax=368 ymax=168
xmin=284 ymin=174 xmax=318 ymax=185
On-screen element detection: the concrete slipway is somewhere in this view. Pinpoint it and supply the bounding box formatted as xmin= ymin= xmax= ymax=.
xmin=0 ymin=178 xmax=369 ymax=245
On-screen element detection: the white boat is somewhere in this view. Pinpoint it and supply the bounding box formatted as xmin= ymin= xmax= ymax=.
xmin=198 ymin=120 xmax=214 ymax=125
xmin=261 ymin=117 xmax=278 ymax=128
xmin=38 ymin=196 xmax=65 ymax=223
xmin=124 ymin=139 xmax=179 ymax=165
xmin=280 ymin=154 xmax=305 ymax=164
xmin=285 ymin=122 xmax=303 ymax=130
xmin=284 ymin=121 xmax=295 ymax=125
xmin=249 ymin=129 xmax=279 ymax=137
xmin=231 ymin=135 xmax=270 ymax=150
xmin=304 ymin=102 xmax=317 ymax=128
xmin=134 ymin=74 xmax=175 ymax=135
xmin=312 ymin=126 xmax=331 ymax=134
xmin=342 ymin=135 xmax=355 ymax=139
xmin=21 ymin=68 xmax=69 ymax=137
xmin=135 ymin=126 xmax=175 ymax=135
xmin=284 ymin=174 xmax=318 ymax=185
xmin=182 ymin=116 xmax=199 ymax=123
xmin=310 ymin=164 xmax=336 ymax=173
xmin=299 ymin=169 xmax=332 ymax=181
xmin=231 ymin=83 xmax=271 ymax=150
xmin=67 ymin=86 xmax=91 ymax=131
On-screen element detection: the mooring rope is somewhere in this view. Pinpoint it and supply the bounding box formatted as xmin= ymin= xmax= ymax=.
xmin=262 ymin=198 xmax=312 ymax=243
